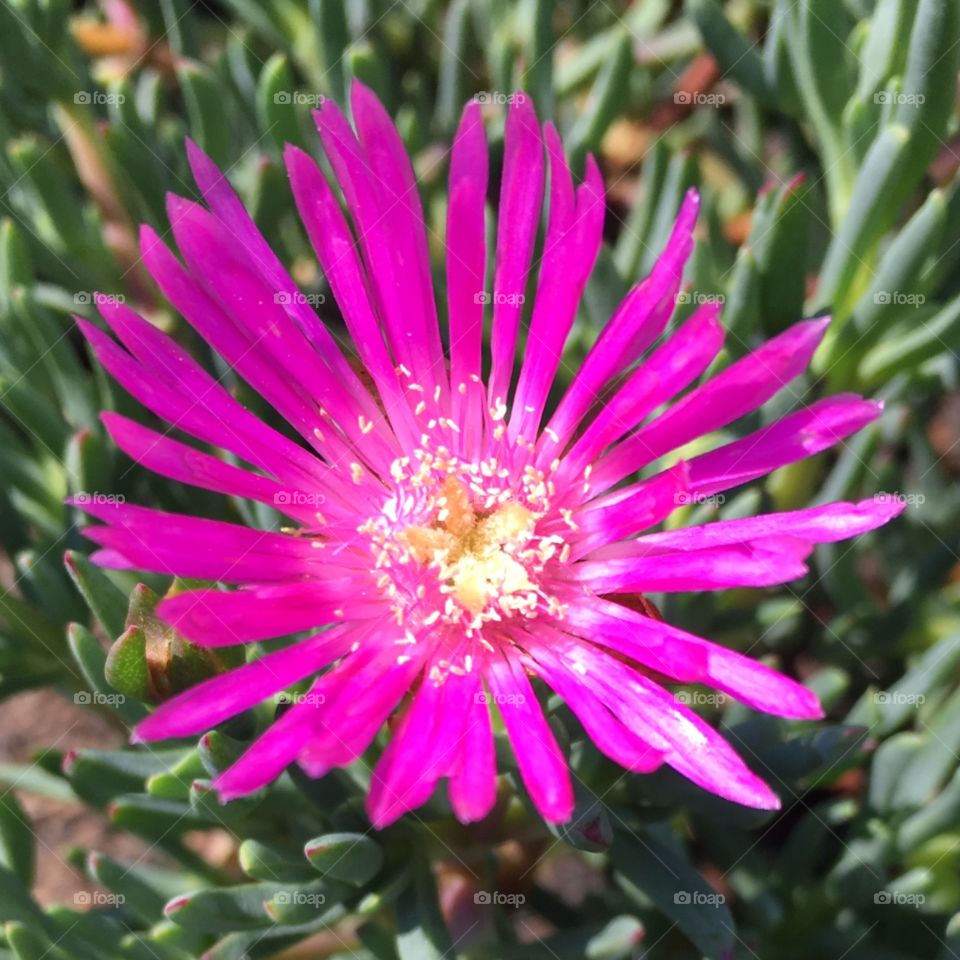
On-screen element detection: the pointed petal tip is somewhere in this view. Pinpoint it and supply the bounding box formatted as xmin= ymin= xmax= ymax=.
xmin=681 ymin=187 xmax=701 ymax=214
xmin=282 ymin=141 xmax=308 ymax=164
xmin=750 ymin=785 xmax=782 ymax=811
xmin=539 ymin=795 xmax=576 ymax=825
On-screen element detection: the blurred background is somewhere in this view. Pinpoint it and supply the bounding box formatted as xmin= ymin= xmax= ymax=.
xmin=0 ymin=0 xmax=958 ymax=957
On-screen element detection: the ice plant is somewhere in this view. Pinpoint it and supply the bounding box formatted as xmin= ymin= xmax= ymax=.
xmin=72 ymin=83 xmax=903 ymax=827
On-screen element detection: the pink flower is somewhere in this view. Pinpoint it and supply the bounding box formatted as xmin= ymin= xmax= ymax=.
xmin=72 ymin=83 xmax=902 ymax=827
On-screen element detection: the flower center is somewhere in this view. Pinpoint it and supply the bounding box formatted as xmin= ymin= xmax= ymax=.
xmin=359 ymin=449 xmax=568 ymax=634
xmin=401 ymin=475 xmax=538 ymax=616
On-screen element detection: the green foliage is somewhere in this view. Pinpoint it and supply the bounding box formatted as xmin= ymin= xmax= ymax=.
xmin=0 ymin=0 xmax=957 ymax=958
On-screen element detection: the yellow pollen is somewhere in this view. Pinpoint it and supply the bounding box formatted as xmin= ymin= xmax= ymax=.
xmin=399 ymin=476 xmax=538 ymax=617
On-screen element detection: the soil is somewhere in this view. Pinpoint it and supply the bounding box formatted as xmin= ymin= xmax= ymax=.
xmin=0 ymin=688 xmax=149 ymax=907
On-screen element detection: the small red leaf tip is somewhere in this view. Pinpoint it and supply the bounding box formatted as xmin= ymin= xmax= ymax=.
xmin=164 ymin=895 xmax=190 ymax=916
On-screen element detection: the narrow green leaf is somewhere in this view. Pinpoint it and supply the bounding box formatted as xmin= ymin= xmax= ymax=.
xmin=104 ymin=625 xmax=151 ymax=702
xmin=395 ymin=859 xmax=454 ymax=960
xmin=0 ymin=793 xmax=34 ymax=887
xmin=304 ymin=832 xmax=383 ymax=886
xmin=613 ymin=825 xmax=735 ymax=960
xmin=687 ymin=0 xmax=773 ymax=104
xmin=64 ymin=550 xmax=129 ymax=640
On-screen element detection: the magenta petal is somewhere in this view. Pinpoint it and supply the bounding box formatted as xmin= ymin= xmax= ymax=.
xmin=101 ymin=413 xmax=317 ymax=522
xmin=535 ymin=635 xmax=781 ymax=808
xmin=78 ymin=311 xmax=336 ymax=501
xmin=156 ymin=582 xmax=378 ymax=646
xmin=297 ymin=644 xmax=430 ymax=777
xmin=367 ymin=664 xmax=475 ymax=828
xmin=214 ymin=687 xmax=330 ymax=800
xmin=688 ymin=395 xmax=883 ymax=496
xmin=314 ymin=98 xmax=446 ymax=406
xmin=564 ymin=600 xmax=823 ymax=721
xmin=447 ymin=679 xmax=497 ymax=823
xmin=509 ymin=151 xmax=605 ymax=442
xmin=284 ymin=145 xmax=418 ymax=450
xmin=485 ymin=651 xmax=574 ymax=823
xmin=541 ymin=189 xmax=699 ymax=458
xmin=72 ymin=499 xmax=324 ymax=582
xmin=163 ymin=196 xmax=396 ymax=471
xmin=488 ymin=95 xmax=544 ymax=404
xmin=446 ymin=101 xmax=489 ymax=454
xmin=554 ymin=303 xmax=724 ymax=485
xmin=593 ymin=316 xmax=832 ymax=492
xmin=571 ymin=538 xmax=813 ymax=593
xmin=135 ymin=627 xmax=354 ymax=741
xmin=350 ymin=82 xmax=447 ymax=401
xmin=633 ymin=497 xmax=907 ymax=552
xmin=570 ymin=461 xmax=689 ymax=558
xmin=185 ymin=137 xmax=357 ymax=374
xmin=521 ymin=632 xmax=664 ymax=773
